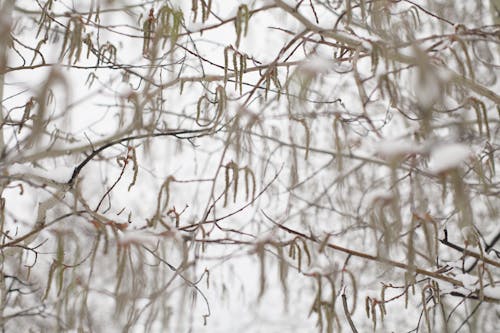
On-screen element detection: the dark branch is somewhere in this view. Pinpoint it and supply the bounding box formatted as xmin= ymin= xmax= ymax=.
xmin=67 ymin=128 xmax=211 ymax=186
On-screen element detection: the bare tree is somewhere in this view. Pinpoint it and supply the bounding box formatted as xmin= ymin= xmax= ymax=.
xmin=0 ymin=0 xmax=499 ymax=332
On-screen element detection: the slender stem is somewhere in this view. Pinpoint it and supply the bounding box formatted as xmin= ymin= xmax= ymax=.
xmin=0 ymin=2 xmax=14 ymax=329
xmin=263 ymin=211 xmax=465 ymax=287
